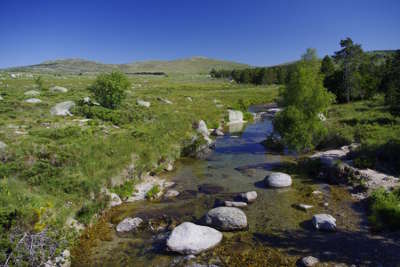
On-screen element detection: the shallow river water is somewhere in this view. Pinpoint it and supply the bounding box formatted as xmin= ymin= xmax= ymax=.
xmin=77 ymin=108 xmax=400 ymax=267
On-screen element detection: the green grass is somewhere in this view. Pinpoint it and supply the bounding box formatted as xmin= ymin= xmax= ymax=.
xmin=0 ymin=72 xmax=278 ymax=264
xmin=369 ymin=188 xmax=400 ymax=231
xmin=145 ymin=185 xmax=161 ymax=200
xmin=323 ymin=95 xmax=400 ymax=175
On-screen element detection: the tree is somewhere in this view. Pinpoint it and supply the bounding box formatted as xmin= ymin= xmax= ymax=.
xmin=302 ymin=48 xmax=318 ymax=62
xmin=381 ymin=50 xmax=400 ymax=113
xmin=274 ymin=58 xmax=334 ymax=151
xmin=89 ymin=71 xmax=130 ymax=109
xmin=333 ymin=38 xmax=364 ymax=102
xmin=320 ymin=55 xmax=335 ymax=76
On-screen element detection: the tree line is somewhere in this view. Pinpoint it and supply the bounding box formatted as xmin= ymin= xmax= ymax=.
xmin=211 ymin=38 xmax=400 ymax=112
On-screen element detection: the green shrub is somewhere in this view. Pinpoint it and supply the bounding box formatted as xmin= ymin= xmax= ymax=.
xmin=76 ymin=196 xmax=108 ymax=225
xmin=145 ymin=185 xmax=160 ymax=200
xmin=369 ymin=188 xmax=400 ymax=231
xmin=89 ymin=71 xmax=130 ymax=109
xmin=111 ymin=180 xmax=136 ymax=200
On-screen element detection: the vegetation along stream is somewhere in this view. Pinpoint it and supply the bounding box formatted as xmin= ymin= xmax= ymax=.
xmin=73 ymin=106 xmax=400 ymax=267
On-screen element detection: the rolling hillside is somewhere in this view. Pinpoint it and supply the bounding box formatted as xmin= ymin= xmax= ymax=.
xmin=3 ymin=57 xmax=250 ymax=75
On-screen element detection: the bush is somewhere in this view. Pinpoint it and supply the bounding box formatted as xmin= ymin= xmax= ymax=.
xmin=145 ymin=185 xmax=160 ymax=200
xmin=369 ymin=188 xmax=400 ymax=231
xmin=89 ymin=71 xmax=130 ymax=109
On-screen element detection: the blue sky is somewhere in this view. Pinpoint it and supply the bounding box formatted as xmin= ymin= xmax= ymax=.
xmin=0 ymin=0 xmax=399 ymax=68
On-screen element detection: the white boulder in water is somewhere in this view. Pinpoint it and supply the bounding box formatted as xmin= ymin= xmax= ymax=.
xmin=50 ymin=86 xmax=68 ymax=93
xmin=25 ymin=98 xmax=42 ymax=103
xmin=312 ymin=214 xmax=336 ymax=231
xmin=228 ymin=110 xmax=243 ymax=124
xmin=196 ymin=120 xmax=209 ymax=137
xmin=166 ymin=222 xmax=222 ymax=255
xmin=116 ymin=217 xmax=143 ymax=233
xmin=205 ymin=207 xmax=247 ymax=231
xmin=265 ymin=172 xmax=292 ymax=188
xmin=50 ymin=101 xmax=75 ymax=116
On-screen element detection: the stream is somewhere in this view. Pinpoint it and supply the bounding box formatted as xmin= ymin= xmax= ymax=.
xmin=78 ymin=106 xmax=400 ymax=266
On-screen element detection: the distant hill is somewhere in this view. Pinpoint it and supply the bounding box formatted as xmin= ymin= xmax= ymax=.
xmin=3 ymin=57 xmax=250 ymax=75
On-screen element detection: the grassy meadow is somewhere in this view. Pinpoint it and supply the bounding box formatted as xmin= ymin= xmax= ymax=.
xmin=0 ymin=72 xmax=278 ymax=262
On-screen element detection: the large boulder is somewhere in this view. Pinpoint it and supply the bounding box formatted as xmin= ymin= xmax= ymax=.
xmin=25 ymin=98 xmax=42 ymax=104
xmin=167 ymin=222 xmax=222 ymax=255
xmin=50 ymin=86 xmax=68 ymax=93
xmin=50 ymin=101 xmax=75 ymax=116
xmin=205 ymin=207 xmax=247 ymax=231
xmin=116 ymin=217 xmax=143 ymax=233
xmin=240 ymin=191 xmax=257 ymax=203
xmin=312 ymin=214 xmax=336 ymax=231
xmin=228 ymin=110 xmax=243 ymax=123
xmin=265 ymin=172 xmax=292 ymax=188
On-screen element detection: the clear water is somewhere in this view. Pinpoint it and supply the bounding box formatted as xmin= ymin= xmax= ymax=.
xmin=75 ymin=113 xmax=400 ymax=267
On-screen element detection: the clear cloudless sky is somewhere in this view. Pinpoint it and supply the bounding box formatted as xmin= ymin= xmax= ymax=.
xmin=0 ymin=0 xmax=399 ymax=68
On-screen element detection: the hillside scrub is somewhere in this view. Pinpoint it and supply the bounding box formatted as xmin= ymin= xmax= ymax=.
xmin=0 ymin=73 xmax=278 ymax=265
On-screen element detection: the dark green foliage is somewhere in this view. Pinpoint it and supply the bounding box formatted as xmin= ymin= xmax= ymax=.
xmin=89 ymin=71 xmax=130 ymax=109
xmin=320 ymin=55 xmax=335 ymax=76
xmin=369 ymin=188 xmax=400 ymax=231
xmin=111 ymin=180 xmax=136 ymax=200
xmin=381 ymin=50 xmax=400 ymax=113
xmin=76 ymin=196 xmax=108 ymax=225
xmin=34 ymin=76 xmax=45 ymax=90
xmin=76 ymin=105 xmax=141 ymax=125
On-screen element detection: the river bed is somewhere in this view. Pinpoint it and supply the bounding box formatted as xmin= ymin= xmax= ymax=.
xmin=74 ymin=108 xmax=400 ymax=266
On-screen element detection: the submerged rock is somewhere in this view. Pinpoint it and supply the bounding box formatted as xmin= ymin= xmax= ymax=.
xmin=116 ymin=217 xmax=143 ymax=233
xmin=50 ymin=85 xmax=68 ymax=93
xmin=167 ymin=222 xmax=222 ymax=255
xmin=240 ymin=191 xmax=257 ymax=203
xmin=265 ymin=172 xmax=292 ymax=188
xmin=300 ymin=256 xmax=319 ymax=266
xmin=312 ymin=214 xmax=336 ymax=231
xmin=137 ymin=99 xmax=150 ymax=107
xmin=205 ymin=207 xmax=247 ymax=231
xmin=50 ymin=101 xmax=75 ymax=116
xmin=25 ymin=98 xmax=42 ymax=103
xmin=198 ymin=183 xmax=224 ymax=194
xmin=224 ymin=201 xmax=247 ymax=207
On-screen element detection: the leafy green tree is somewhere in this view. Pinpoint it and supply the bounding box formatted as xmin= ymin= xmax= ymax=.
xmin=89 ymin=71 xmax=130 ymax=109
xmin=302 ymin=48 xmax=318 ymax=62
xmin=333 ymin=38 xmax=364 ymax=102
xmin=274 ymin=57 xmax=334 ymax=151
xmin=320 ymin=55 xmax=335 ymax=76
xmin=381 ymin=50 xmax=400 ymax=113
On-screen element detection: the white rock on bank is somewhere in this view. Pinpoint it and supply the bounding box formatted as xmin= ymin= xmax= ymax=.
xmin=224 ymin=201 xmax=247 ymax=207
xmin=312 ymin=214 xmax=336 ymax=231
xmin=167 ymin=222 xmax=222 ymax=255
xmin=205 ymin=207 xmax=247 ymax=231
xmin=240 ymin=191 xmax=257 ymax=203
xmin=228 ymin=110 xmax=243 ymax=124
xmin=296 ymin=204 xmax=314 ymax=211
xmin=196 ymin=120 xmax=209 ymax=137
xmin=116 ymin=217 xmax=143 ymax=232
xmin=165 ymin=189 xmax=180 ymax=198
xmin=137 ymin=99 xmax=150 ymax=108
xmin=24 ymin=90 xmax=40 ymax=96
xmin=0 ymin=95 xmax=3 ymax=101
xmin=0 ymin=141 xmax=7 ymax=151
xmin=265 ymin=172 xmax=292 ymax=188
xmin=25 ymin=98 xmax=42 ymax=103
xmin=109 ymin=192 xmax=122 ymax=207
xmin=50 ymin=101 xmax=75 ymax=116
xmin=50 ymin=86 xmax=68 ymax=93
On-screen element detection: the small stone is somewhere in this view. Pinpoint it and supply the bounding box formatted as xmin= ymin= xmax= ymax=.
xmin=211 ymin=129 xmax=224 ymax=136
xmin=240 ymin=191 xmax=257 ymax=203
xmin=0 ymin=141 xmax=7 ymax=151
xmin=224 ymin=201 xmax=247 ymax=207
xmin=24 ymin=90 xmax=40 ymax=96
xmin=323 ymin=202 xmax=329 ymax=207
xmin=265 ymin=172 xmax=292 ymax=188
xmin=296 ymin=204 xmax=313 ymax=211
xmin=312 ymin=214 xmax=336 ymax=231
xmin=137 ymin=99 xmax=150 ymax=107
xmin=300 ymin=256 xmax=319 ymax=266
xmin=165 ymin=163 xmax=174 ymax=171
xmin=110 ymin=193 xmax=122 ymax=207
xmin=165 ymin=190 xmax=180 ymax=198
xmin=25 ymin=98 xmax=42 ymax=103
xmin=116 ymin=217 xmax=143 ymax=232
xmin=50 ymin=101 xmax=75 ymax=116
xmin=50 ymin=86 xmax=68 ymax=93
